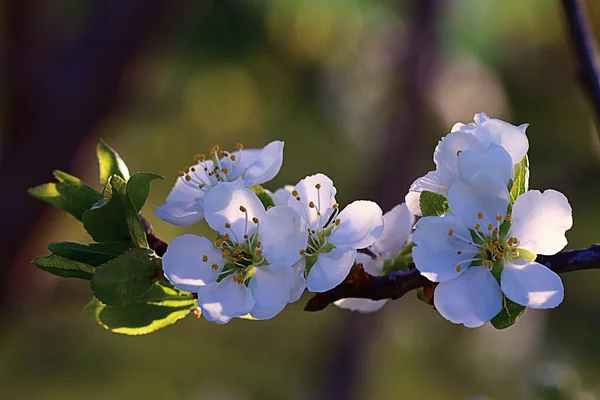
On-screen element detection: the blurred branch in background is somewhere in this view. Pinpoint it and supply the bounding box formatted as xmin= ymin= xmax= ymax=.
xmin=561 ymin=0 xmax=600 ymax=126
xmin=0 ymin=0 xmax=188 ymax=313
xmin=316 ymin=1 xmax=444 ymax=399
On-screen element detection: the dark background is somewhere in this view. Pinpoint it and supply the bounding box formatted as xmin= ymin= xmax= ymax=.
xmin=1 ymin=0 xmax=600 ymax=399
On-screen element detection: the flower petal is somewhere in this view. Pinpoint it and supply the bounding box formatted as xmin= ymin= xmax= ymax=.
xmin=510 ymin=190 xmax=573 ymax=255
xmin=197 ymin=278 xmax=255 ymax=324
xmin=405 ymin=171 xmax=449 ymax=216
xmin=448 ymin=171 xmax=510 ymax=230
xmin=434 ymin=131 xmax=484 ymax=185
xmin=329 ymin=201 xmax=384 ymax=250
xmin=334 ymin=298 xmax=388 ymax=313
xmin=155 ymin=200 xmax=205 ymax=226
xmin=162 ymin=234 xmax=223 ymax=292
xmin=288 ymin=173 xmax=337 ymax=230
xmin=412 ymin=215 xmax=479 ymax=282
xmin=306 ymin=248 xmax=357 ymax=293
xmin=249 ymin=264 xmax=296 ymax=319
xmin=204 ymin=178 xmax=267 ymax=238
xmin=164 ymin=163 xmax=212 ymax=204
xmin=289 ymin=258 xmax=307 ymax=302
xmin=480 ymin=118 xmax=529 ymax=164
xmin=370 ymin=203 xmax=415 ymax=257
xmin=271 ymin=185 xmax=294 ymax=206
xmin=457 ymin=143 xmax=513 ymax=185
xmin=242 ymin=140 xmax=285 ymax=187
xmin=501 ymin=259 xmax=564 ymax=309
xmin=434 ymin=266 xmax=503 ymax=328
xmin=259 ymin=206 xmax=308 ymax=266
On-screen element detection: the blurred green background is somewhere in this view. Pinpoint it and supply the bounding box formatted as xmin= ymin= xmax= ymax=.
xmin=2 ymin=0 xmax=600 ymax=399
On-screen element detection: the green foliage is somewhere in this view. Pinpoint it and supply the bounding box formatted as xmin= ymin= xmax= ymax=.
xmin=32 ymin=254 xmax=95 ymax=280
xmin=91 ymin=249 xmax=158 ymax=306
xmin=127 ymin=172 xmax=164 ymax=211
xmin=48 ymin=241 xmax=128 ymax=267
xmin=82 ymin=175 xmax=147 ymax=247
xmin=510 ymin=155 xmax=529 ymax=203
xmin=84 ymin=282 xmax=197 ymax=335
xmin=97 ymin=140 xmax=130 ymax=186
xmin=28 ymin=170 xmax=102 ymax=221
xmin=381 ymin=242 xmax=415 ymax=275
xmin=419 ymin=191 xmax=449 ymax=217
xmin=250 ymin=185 xmax=276 ymax=209
xmin=491 ymin=296 xmax=527 ymax=330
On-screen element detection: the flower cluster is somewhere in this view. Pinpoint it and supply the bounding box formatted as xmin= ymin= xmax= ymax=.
xmin=408 ymin=113 xmax=573 ymax=328
xmin=157 ymin=142 xmax=385 ymax=323
xmin=156 ymin=112 xmax=573 ymax=328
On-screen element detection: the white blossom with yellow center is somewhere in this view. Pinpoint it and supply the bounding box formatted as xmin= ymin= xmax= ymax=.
xmin=412 ymin=171 xmax=572 ymax=328
xmin=288 ymin=173 xmax=385 ymax=293
xmin=155 ymin=140 xmax=284 ymax=226
xmin=162 ymin=178 xmax=308 ymax=324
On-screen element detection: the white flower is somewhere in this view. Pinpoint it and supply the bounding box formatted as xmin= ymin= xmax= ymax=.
xmin=406 ymin=113 xmax=529 ymax=215
xmin=270 ymin=185 xmax=294 ymax=206
xmin=412 ymin=172 xmax=572 ymax=328
xmin=335 ymin=203 xmax=415 ymax=313
xmin=155 ymin=141 xmax=284 ymax=226
xmin=288 ymin=173 xmax=385 ymax=293
xmin=162 ymin=178 xmax=307 ymax=323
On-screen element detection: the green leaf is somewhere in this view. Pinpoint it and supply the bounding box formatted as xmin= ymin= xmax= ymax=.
xmin=32 ymin=254 xmax=95 ymax=280
xmin=491 ymin=296 xmax=527 ymax=329
xmin=97 ymin=140 xmax=130 ymax=186
xmin=47 ymin=241 xmax=129 ymax=267
xmin=28 ymin=170 xmax=102 ymax=221
xmin=82 ymin=175 xmax=148 ymax=247
xmin=91 ymin=248 xmax=158 ymax=306
xmin=84 ymin=282 xmax=196 ymax=335
xmin=419 ymin=190 xmax=449 ymax=217
xmin=250 ymin=185 xmax=275 ymax=209
xmin=510 ymin=155 xmax=529 ymax=203
xmin=126 ymin=172 xmax=163 ymax=212
xmin=82 ymin=176 xmax=131 ymax=242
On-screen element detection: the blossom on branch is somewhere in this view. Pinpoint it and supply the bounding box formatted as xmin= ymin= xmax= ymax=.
xmin=155 ymin=141 xmax=284 ymax=226
xmin=412 ymin=172 xmax=572 ymax=328
xmin=288 ymin=173 xmax=385 ymax=293
xmin=335 ymin=203 xmax=415 ymax=313
xmin=406 ymin=113 xmax=529 ymax=215
xmin=162 ymin=179 xmax=307 ymax=323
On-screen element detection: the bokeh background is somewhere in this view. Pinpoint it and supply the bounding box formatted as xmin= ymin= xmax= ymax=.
xmin=2 ymin=0 xmax=600 ymax=399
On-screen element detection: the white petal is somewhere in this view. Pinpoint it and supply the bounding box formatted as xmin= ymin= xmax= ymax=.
xmin=405 ymin=171 xmax=449 ymax=216
xmin=288 ymin=173 xmax=337 ymax=230
xmin=329 ymin=201 xmax=384 ymax=250
xmin=370 ymin=203 xmax=415 ymax=257
xmin=259 ymin=206 xmax=308 ymax=266
xmin=448 ymin=172 xmax=510 ymax=229
xmin=412 ymin=215 xmax=479 ymax=282
xmin=510 ymin=190 xmax=573 ymax=255
xmin=249 ymin=264 xmax=295 ymax=319
xmin=434 ymin=266 xmax=503 ymax=328
xmin=197 ymin=278 xmax=255 ymax=324
xmin=457 ymin=143 xmax=513 ymax=185
xmin=434 ymin=131 xmax=484 ymax=185
xmin=154 ymin=200 xmax=205 ymax=226
xmin=271 ymin=185 xmax=294 ymax=206
xmin=473 ymin=112 xmax=489 ymax=125
xmin=165 ymin=161 xmax=214 ymax=203
xmin=480 ymin=118 xmax=529 ymax=164
xmin=306 ymin=248 xmax=357 ymax=293
xmin=518 ymin=123 xmax=529 ymax=133
xmin=162 ymin=234 xmax=223 ymax=292
xmin=361 ymin=256 xmax=384 ymax=277
xmin=501 ymin=259 xmax=564 ymax=309
xmin=334 ymin=298 xmax=388 ymax=313
xmin=204 ymin=179 xmax=267 ymax=238
xmin=289 ymin=258 xmax=307 ymax=303
xmin=242 ymin=140 xmax=285 ymax=187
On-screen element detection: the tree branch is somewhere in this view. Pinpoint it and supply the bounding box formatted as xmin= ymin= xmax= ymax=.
xmin=303 ymin=244 xmax=600 ymax=312
xmin=561 ymin=0 xmax=600 ymax=125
